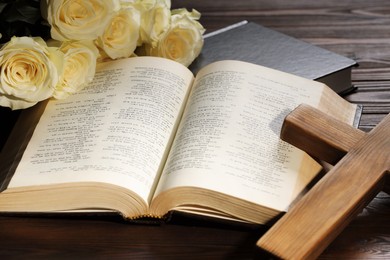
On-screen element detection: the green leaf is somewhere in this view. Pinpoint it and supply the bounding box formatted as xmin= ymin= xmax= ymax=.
xmin=0 ymin=0 xmax=49 ymax=43
xmin=2 ymin=0 xmax=42 ymax=24
xmin=0 ymin=3 xmax=8 ymax=13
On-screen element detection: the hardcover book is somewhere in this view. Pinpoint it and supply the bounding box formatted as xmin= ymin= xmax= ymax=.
xmin=0 ymin=57 xmax=360 ymax=225
xmin=190 ymin=21 xmax=357 ymax=95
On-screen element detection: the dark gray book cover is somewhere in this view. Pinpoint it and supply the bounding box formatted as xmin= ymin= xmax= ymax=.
xmin=190 ymin=21 xmax=357 ymax=95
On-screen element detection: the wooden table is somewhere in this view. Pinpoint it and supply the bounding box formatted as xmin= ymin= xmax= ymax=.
xmin=0 ymin=0 xmax=389 ymax=258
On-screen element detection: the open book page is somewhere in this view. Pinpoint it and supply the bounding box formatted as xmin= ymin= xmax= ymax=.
xmin=318 ymin=87 xmax=358 ymax=125
xmin=7 ymin=57 xmax=194 ymax=204
xmin=152 ymin=60 xmax=355 ymax=214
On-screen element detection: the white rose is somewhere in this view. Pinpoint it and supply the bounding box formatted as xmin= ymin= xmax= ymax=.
xmin=120 ymin=0 xmax=138 ymax=5
xmin=0 ymin=37 xmax=64 ymax=110
xmin=121 ymin=0 xmax=170 ymax=9
xmin=143 ymin=9 xmax=205 ymax=67
xmin=43 ymin=0 xmax=121 ymax=41
xmin=136 ymin=0 xmax=171 ymax=47
xmin=96 ymin=7 xmax=141 ymax=59
xmin=53 ymin=41 xmax=99 ymax=100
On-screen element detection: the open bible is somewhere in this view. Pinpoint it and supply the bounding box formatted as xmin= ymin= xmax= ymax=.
xmin=0 ymin=57 xmax=360 ymax=225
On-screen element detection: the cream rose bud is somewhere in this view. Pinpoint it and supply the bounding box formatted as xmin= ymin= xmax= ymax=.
xmin=0 ymin=37 xmax=64 ymax=110
xmin=96 ymin=7 xmax=141 ymax=60
xmin=136 ymin=0 xmax=171 ymax=47
xmin=53 ymin=41 xmax=99 ymax=100
xmin=43 ymin=0 xmax=121 ymax=41
xmin=144 ymin=9 xmax=205 ymax=67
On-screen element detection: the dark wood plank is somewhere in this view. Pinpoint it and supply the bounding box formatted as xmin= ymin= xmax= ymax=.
xmin=0 ymin=0 xmax=389 ymax=259
xmin=0 ymin=216 xmax=265 ymax=259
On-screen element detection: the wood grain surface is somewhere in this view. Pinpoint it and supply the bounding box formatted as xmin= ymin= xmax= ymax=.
xmin=0 ymin=0 xmax=389 ymax=259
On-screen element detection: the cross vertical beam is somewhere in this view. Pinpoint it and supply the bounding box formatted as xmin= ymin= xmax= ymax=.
xmin=257 ymin=104 xmax=390 ymax=259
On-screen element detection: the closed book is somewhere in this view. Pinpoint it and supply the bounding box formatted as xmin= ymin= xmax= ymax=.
xmin=190 ymin=21 xmax=357 ymax=95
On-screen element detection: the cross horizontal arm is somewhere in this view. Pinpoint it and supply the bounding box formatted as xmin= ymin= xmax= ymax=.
xmin=280 ymin=104 xmax=365 ymax=164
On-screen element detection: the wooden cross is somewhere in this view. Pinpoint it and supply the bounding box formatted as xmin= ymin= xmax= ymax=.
xmin=256 ymin=104 xmax=390 ymax=259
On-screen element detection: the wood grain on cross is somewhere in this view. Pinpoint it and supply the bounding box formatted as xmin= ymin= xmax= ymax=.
xmin=257 ymin=104 xmax=390 ymax=259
